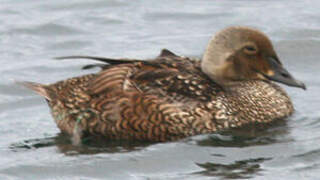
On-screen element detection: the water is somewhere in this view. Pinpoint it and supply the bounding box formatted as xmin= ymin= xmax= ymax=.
xmin=0 ymin=0 xmax=319 ymax=179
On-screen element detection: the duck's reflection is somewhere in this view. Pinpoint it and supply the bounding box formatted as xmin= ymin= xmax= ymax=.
xmin=196 ymin=119 xmax=289 ymax=147
xmin=194 ymin=157 xmax=272 ymax=179
xmin=10 ymin=133 xmax=152 ymax=155
xmin=192 ymin=121 xmax=289 ymax=179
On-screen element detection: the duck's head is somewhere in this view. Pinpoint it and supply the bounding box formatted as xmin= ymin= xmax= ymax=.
xmin=201 ymin=26 xmax=306 ymax=90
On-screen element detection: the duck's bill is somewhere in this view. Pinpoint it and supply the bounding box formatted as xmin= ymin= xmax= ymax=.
xmin=262 ymin=57 xmax=306 ymax=90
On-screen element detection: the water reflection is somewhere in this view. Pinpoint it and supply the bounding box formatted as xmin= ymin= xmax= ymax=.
xmin=10 ymin=133 xmax=152 ymax=155
xmin=196 ymin=120 xmax=290 ymax=147
xmin=194 ymin=158 xmax=272 ymax=179
xmin=190 ymin=121 xmax=290 ymax=179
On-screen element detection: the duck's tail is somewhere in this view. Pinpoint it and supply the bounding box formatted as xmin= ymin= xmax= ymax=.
xmin=55 ymin=56 xmax=142 ymax=65
xmin=17 ymin=81 xmax=53 ymax=101
xmin=54 ymin=49 xmax=177 ymax=65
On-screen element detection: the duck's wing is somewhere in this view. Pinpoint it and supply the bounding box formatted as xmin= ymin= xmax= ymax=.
xmin=87 ymin=54 xmax=220 ymax=103
xmin=131 ymin=58 xmax=220 ymax=102
xmin=56 ymin=48 xmax=220 ymax=102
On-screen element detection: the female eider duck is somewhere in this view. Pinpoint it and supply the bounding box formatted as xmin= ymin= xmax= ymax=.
xmin=21 ymin=26 xmax=305 ymax=143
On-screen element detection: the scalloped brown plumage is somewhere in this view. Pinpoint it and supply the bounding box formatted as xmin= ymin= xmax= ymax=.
xmin=20 ymin=26 xmax=305 ymax=143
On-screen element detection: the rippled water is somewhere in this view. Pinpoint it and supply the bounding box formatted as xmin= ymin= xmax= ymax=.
xmin=1 ymin=0 xmax=320 ymax=179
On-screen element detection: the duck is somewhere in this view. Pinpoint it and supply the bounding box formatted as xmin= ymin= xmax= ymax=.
xmin=20 ymin=26 xmax=305 ymax=143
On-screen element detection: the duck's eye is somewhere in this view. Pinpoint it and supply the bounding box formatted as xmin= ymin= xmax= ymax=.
xmin=243 ymin=46 xmax=258 ymax=55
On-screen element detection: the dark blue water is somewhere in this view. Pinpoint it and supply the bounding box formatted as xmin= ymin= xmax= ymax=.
xmin=1 ymin=0 xmax=320 ymax=179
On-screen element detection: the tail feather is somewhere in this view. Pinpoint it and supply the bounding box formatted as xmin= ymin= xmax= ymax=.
xmin=81 ymin=63 xmax=108 ymax=70
xmin=55 ymin=49 xmax=178 ymax=65
xmin=17 ymin=81 xmax=52 ymax=101
xmin=55 ymin=56 xmax=141 ymax=65
xmin=158 ymin=49 xmax=178 ymax=57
